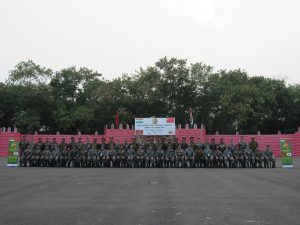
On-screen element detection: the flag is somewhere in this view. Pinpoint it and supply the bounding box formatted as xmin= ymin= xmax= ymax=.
xmin=115 ymin=111 xmax=119 ymax=128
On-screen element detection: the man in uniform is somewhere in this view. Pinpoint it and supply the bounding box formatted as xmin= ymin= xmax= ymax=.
xmin=165 ymin=145 xmax=175 ymax=168
xmin=44 ymin=138 xmax=51 ymax=151
xmin=181 ymin=137 xmax=188 ymax=150
xmin=68 ymin=146 xmax=79 ymax=167
xmin=50 ymin=138 xmax=59 ymax=152
xmin=35 ymin=137 xmax=44 ymax=152
xmin=119 ymin=145 xmax=127 ymax=168
xmin=136 ymin=146 xmax=146 ymax=168
xmin=254 ymin=147 xmax=263 ymax=168
xmin=190 ymin=137 xmax=196 ymax=150
xmin=233 ymin=146 xmax=244 ymax=168
xmin=108 ymin=137 xmax=115 ymax=149
xmin=244 ymin=145 xmax=255 ymax=168
xmin=223 ymin=145 xmax=234 ymax=168
xmin=92 ymin=138 xmax=99 ymax=150
xmin=249 ymin=137 xmax=258 ymax=152
xmin=69 ymin=137 xmax=76 ymax=149
xmin=76 ymin=138 xmax=84 ymax=152
xmin=218 ymin=138 xmax=226 ymax=152
xmin=107 ymin=145 xmax=116 ymax=167
xmin=195 ymin=145 xmax=204 ymax=168
xmin=126 ymin=145 xmax=136 ymax=168
xmin=204 ymin=145 xmax=213 ymax=168
xmin=84 ymin=138 xmax=92 ymax=152
xmin=239 ymin=136 xmax=247 ymax=151
xmin=31 ymin=145 xmax=42 ymax=167
xmin=263 ymin=145 xmax=275 ymax=168
xmin=41 ymin=146 xmax=51 ymax=167
xmin=145 ymin=146 xmax=155 ymax=168
xmin=51 ymin=146 xmax=61 ymax=167
xmin=59 ymin=138 xmax=68 ymax=151
xmin=210 ymin=138 xmax=217 ymax=151
xmin=156 ymin=147 xmax=165 ymax=168
xmin=185 ymin=143 xmax=195 ymax=168
xmin=175 ymin=144 xmax=186 ymax=168
xmin=98 ymin=145 xmax=107 ymax=167
xmin=99 ymin=137 xmax=107 ymax=150
xmin=78 ymin=139 xmax=87 ymax=167
xmin=213 ymin=146 xmax=223 ymax=168
xmin=87 ymin=145 xmax=98 ymax=167
xmin=19 ymin=136 xmax=29 ymax=166
xmin=20 ymin=147 xmax=32 ymax=167
xmin=60 ymin=146 xmax=69 ymax=167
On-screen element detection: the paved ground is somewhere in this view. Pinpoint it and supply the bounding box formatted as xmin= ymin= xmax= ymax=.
xmin=0 ymin=158 xmax=300 ymax=225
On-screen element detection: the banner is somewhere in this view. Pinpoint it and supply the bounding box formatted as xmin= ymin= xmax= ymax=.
xmin=135 ymin=118 xmax=176 ymax=136
xmin=7 ymin=139 xmax=19 ymax=167
xmin=280 ymin=138 xmax=293 ymax=168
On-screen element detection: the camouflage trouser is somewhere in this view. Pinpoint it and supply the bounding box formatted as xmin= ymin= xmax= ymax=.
xmin=223 ymin=157 xmax=233 ymax=168
xmin=156 ymin=157 xmax=164 ymax=168
xmin=20 ymin=156 xmax=31 ymax=167
xmin=41 ymin=157 xmax=50 ymax=167
xmin=204 ymin=156 xmax=213 ymax=168
xmin=136 ymin=156 xmax=145 ymax=168
xmin=186 ymin=157 xmax=195 ymax=168
xmin=68 ymin=157 xmax=79 ymax=167
xmin=195 ymin=157 xmax=204 ymax=168
xmin=145 ymin=157 xmax=155 ymax=168
xmin=263 ymin=157 xmax=275 ymax=168
xmin=126 ymin=156 xmax=135 ymax=168
xmin=165 ymin=157 xmax=175 ymax=168
xmin=213 ymin=157 xmax=223 ymax=168
xmin=176 ymin=157 xmax=185 ymax=168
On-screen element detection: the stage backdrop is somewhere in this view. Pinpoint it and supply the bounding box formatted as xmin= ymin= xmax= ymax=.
xmin=135 ymin=118 xmax=176 ymax=136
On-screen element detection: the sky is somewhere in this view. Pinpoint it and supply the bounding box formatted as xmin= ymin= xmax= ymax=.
xmin=0 ymin=0 xmax=299 ymax=84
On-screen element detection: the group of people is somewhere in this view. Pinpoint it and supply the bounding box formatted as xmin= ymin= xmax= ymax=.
xmin=19 ymin=135 xmax=276 ymax=168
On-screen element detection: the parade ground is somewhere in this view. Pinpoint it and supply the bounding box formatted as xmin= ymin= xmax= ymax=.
xmin=0 ymin=158 xmax=300 ymax=225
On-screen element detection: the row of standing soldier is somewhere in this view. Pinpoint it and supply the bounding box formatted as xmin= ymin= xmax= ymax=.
xmin=19 ymin=136 xmax=275 ymax=168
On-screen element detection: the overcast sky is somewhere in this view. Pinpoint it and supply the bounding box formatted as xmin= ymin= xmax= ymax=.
xmin=0 ymin=0 xmax=299 ymax=84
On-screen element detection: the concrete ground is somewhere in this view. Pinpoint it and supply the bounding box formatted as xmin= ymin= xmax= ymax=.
xmin=0 ymin=158 xmax=300 ymax=225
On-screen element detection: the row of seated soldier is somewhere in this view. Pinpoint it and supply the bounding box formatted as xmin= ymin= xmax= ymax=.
xmin=19 ymin=135 xmax=275 ymax=168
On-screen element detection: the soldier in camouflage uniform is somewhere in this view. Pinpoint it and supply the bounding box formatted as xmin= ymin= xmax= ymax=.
xmin=213 ymin=146 xmax=224 ymax=168
xmin=35 ymin=138 xmax=44 ymax=152
xmin=60 ymin=146 xmax=69 ymax=167
xmin=98 ymin=145 xmax=107 ymax=167
xmin=19 ymin=136 xmax=29 ymax=166
xmin=218 ymin=138 xmax=226 ymax=153
xmin=244 ymin=145 xmax=255 ymax=168
xmin=68 ymin=146 xmax=79 ymax=167
xmin=239 ymin=136 xmax=247 ymax=152
xmin=228 ymin=140 xmax=235 ymax=152
xmin=165 ymin=145 xmax=175 ymax=168
xmin=249 ymin=137 xmax=258 ymax=152
xmin=156 ymin=147 xmax=165 ymax=168
xmin=99 ymin=137 xmax=107 ymax=150
xmin=92 ymin=138 xmax=99 ymax=151
xmin=107 ymin=145 xmax=116 ymax=167
xmin=50 ymin=138 xmax=59 ymax=152
xmin=31 ymin=145 xmax=42 ymax=167
xmin=41 ymin=146 xmax=51 ymax=167
xmin=69 ymin=137 xmax=76 ymax=150
xmin=195 ymin=145 xmax=204 ymax=168
xmin=204 ymin=145 xmax=213 ymax=168
xmin=126 ymin=145 xmax=136 ymax=168
xmin=44 ymin=138 xmax=51 ymax=151
xmin=136 ymin=146 xmax=146 ymax=168
xmin=145 ymin=146 xmax=156 ymax=168
xmin=254 ymin=147 xmax=263 ymax=168
xmin=210 ymin=138 xmax=217 ymax=151
xmin=175 ymin=145 xmax=186 ymax=168
xmin=78 ymin=138 xmax=88 ymax=168
xmin=118 ymin=145 xmax=127 ymax=168
xmin=59 ymin=138 xmax=68 ymax=151
xmin=263 ymin=145 xmax=275 ymax=168
xmin=87 ymin=145 xmax=98 ymax=167
xmin=180 ymin=137 xmax=188 ymax=150
xmin=232 ymin=146 xmax=244 ymax=168
xmin=20 ymin=147 xmax=32 ymax=167
xmin=223 ymin=145 xmax=234 ymax=168
xmin=84 ymin=138 xmax=92 ymax=152
xmin=189 ymin=137 xmax=196 ymax=150
xmin=108 ymin=137 xmax=115 ymax=149
xmin=185 ymin=144 xmax=195 ymax=168
xmin=51 ymin=147 xmax=61 ymax=167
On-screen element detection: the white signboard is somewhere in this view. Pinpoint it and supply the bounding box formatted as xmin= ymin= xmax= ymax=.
xmin=135 ymin=118 xmax=176 ymax=136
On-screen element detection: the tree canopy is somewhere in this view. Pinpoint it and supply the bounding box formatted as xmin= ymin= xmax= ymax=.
xmin=0 ymin=58 xmax=299 ymax=134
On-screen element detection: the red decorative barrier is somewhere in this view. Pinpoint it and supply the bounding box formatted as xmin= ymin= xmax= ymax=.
xmin=0 ymin=128 xmax=299 ymax=158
